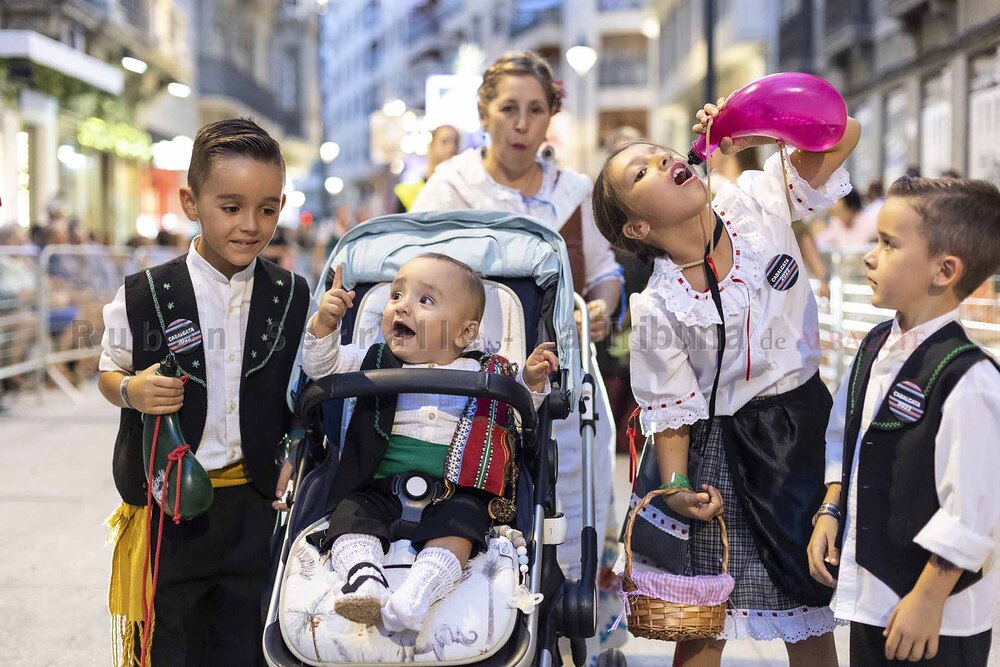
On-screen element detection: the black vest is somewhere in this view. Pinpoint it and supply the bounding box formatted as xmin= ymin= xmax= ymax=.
xmin=112 ymin=254 xmax=310 ymax=505
xmin=838 ymin=319 xmax=998 ymax=598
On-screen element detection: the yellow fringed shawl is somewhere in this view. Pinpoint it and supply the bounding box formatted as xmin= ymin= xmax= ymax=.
xmin=106 ymin=502 xmax=152 ymax=667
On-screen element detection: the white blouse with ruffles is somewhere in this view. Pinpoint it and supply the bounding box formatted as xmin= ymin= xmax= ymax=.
xmin=411 ymin=148 xmax=623 ymax=293
xmin=631 ymin=149 xmax=851 ymax=436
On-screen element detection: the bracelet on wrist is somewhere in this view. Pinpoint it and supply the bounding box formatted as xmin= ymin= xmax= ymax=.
xmin=119 ymin=375 xmax=136 ymax=410
xmin=658 ymin=472 xmax=693 ymax=492
xmin=812 ymin=502 xmax=842 ymax=526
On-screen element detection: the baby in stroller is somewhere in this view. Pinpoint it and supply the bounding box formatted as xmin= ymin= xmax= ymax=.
xmin=301 ymin=253 xmax=559 ymax=633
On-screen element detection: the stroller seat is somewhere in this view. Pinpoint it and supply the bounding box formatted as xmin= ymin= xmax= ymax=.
xmin=280 ymin=519 xmax=530 ymax=665
xmin=266 ymin=213 xmax=598 ymax=667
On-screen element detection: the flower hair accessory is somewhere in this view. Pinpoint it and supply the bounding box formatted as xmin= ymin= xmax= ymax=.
xmin=553 ymin=79 xmax=566 ymax=108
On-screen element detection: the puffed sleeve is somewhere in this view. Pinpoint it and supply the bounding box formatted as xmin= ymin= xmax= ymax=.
xmin=736 ymin=146 xmax=851 ymax=225
xmin=99 ymin=285 xmax=133 ymax=374
xmin=912 ymin=359 xmax=1000 ymax=571
xmin=411 ymin=171 xmax=471 ymax=212
xmin=629 ymin=292 xmax=709 ymax=436
xmin=580 ymin=193 xmax=624 ymax=293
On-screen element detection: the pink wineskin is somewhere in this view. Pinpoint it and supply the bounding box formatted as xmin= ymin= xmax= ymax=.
xmin=690 ymin=72 xmax=848 ymax=162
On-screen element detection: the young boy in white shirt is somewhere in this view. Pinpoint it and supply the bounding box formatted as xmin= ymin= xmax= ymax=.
xmin=99 ymin=118 xmax=311 ymax=666
xmin=808 ymin=177 xmax=1000 ymax=665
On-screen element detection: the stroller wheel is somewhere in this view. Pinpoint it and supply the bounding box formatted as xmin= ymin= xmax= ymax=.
xmin=597 ymin=648 xmax=627 ymax=667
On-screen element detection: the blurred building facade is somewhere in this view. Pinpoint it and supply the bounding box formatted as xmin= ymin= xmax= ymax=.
xmin=779 ymin=0 xmax=1000 ymax=188
xmin=646 ymin=0 xmax=779 ymax=153
xmin=0 ymin=0 xmax=322 ymax=244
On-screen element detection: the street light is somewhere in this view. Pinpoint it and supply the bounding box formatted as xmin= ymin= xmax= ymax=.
xmin=566 ymin=44 xmax=597 ymax=77
xmin=566 ymin=37 xmax=597 ymax=171
xmin=320 ymin=141 xmax=340 ymax=163
xmin=324 ymin=176 xmax=344 ymax=195
xmin=121 ymin=56 xmax=148 ymax=74
xmin=167 ymin=82 xmax=191 ymax=98
xmin=641 ymin=14 xmax=661 ymax=40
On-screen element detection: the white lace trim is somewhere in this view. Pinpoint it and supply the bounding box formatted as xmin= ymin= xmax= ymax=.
xmin=778 ymin=149 xmax=852 ymax=218
xmin=720 ymin=604 xmax=846 ymax=642
xmin=646 ymin=198 xmax=766 ymax=328
xmin=629 ymin=493 xmax=691 ymax=540
xmin=638 ymin=391 xmax=709 ymax=434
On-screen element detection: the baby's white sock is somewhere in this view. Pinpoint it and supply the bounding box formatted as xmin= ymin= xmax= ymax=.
xmin=381 ymin=547 xmax=463 ymax=633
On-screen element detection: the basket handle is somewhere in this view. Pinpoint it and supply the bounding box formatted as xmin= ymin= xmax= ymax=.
xmin=621 ymin=486 xmax=729 ymax=592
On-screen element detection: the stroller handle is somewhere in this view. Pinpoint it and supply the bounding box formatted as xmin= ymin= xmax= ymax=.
xmin=298 ymin=368 xmax=539 ymax=446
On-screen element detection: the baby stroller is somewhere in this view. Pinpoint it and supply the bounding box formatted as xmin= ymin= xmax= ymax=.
xmin=263 ymin=211 xmax=601 ymax=666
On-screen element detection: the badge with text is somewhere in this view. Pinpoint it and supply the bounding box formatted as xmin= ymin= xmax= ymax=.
xmin=165 ymin=318 xmax=203 ymax=354
xmin=887 ymin=380 xmax=925 ymax=423
xmin=766 ymin=254 xmax=800 ymax=291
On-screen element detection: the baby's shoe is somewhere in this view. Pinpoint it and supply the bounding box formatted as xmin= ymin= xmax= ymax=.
xmin=329 ymin=533 xmax=390 ymax=626
xmin=382 ymin=547 xmax=463 ymax=633
xmin=335 ymin=562 xmax=391 ymax=625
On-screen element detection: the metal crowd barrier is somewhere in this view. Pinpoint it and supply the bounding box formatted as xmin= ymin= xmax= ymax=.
xmin=0 ymin=243 xmax=184 ymax=402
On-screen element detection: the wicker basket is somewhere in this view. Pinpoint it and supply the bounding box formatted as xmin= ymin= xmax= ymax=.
xmin=621 ymin=487 xmax=730 ymax=642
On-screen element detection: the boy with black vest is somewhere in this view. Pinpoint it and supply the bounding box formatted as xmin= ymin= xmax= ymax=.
xmin=99 ymin=118 xmax=310 ymax=666
xmin=808 ymin=177 xmax=1000 ymax=665
xmin=302 ymin=254 xmax=558 ymax=632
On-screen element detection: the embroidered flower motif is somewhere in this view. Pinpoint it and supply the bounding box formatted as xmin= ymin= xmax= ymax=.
xmin=272 ymin=296 xmax=280 ymax=304
xmin=251 ymin=350 xmax=258 ymax=359
xmin=167 ymin=302 xmax=175 ymax=310
xmin=276 ymin=279 xmax=284 ymax=287
xmin=261 ymin=333 xmax=268 ymax=342
xmin=162 ymin=283 xmax=171 ymax=290
xmin=266 ymin=318 xmax=273 ymax=325
xmin=191 ymin=360 xmax=200 ymax=368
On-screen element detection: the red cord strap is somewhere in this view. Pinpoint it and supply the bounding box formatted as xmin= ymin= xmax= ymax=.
xmin=139 ymin=375 xmax=191 ymax=665
xmin=626 ymin=406 xmax=642 ymax=488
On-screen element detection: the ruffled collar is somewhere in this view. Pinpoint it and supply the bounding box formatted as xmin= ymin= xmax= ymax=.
xmin=645 ymin=187 xmax=766 ymax=328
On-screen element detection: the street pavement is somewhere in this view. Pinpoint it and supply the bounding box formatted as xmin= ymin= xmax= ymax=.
xmin=0 ymin=382 xmax=997 ymax=666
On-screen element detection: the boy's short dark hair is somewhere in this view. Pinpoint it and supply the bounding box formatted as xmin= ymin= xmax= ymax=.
xmin=188 ymin=118 xmax=285 ymax=195
xmin=420 ymin=253 xmax=486 ymax=320
xmin=887 ymin=176 xmax=1000 ymax=299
